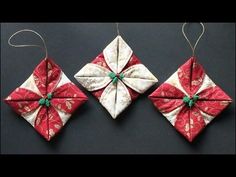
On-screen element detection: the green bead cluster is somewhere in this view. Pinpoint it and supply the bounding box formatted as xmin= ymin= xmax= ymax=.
xmin=108 ymin=72 xmax=125 ymax=84
xmin=39 ymin=93 xmax=53 ymax=107
xmin=183 ymin=95 xmax=199 ymax=108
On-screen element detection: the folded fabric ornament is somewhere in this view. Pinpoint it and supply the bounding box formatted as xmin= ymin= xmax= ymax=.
xmin=149 ymin=23 xmax=232 ymax=142
xmin=4 ymin=30 xmax=88 ymax=141
xmin=75 ymin=35 xmax=158 ymax=119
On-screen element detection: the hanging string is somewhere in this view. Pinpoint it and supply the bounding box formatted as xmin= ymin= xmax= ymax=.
xmin=182 ymin=23 xmax=205 ymax=56
xmin=8 ymin=29 xmax=48 ymax=58
xmin=116 ymin=23 xmax=120 ymax=36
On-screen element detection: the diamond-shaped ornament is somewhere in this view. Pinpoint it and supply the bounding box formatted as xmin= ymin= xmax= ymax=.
xmin=75 ymin=36 xmax=158 ymax=119
xmin=5 ymin=58 xmax=88 ymax=141
xmin=149 ymin=57 xmax=232 ymax=142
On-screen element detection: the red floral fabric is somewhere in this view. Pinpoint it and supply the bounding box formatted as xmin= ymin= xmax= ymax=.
xmin=149 ymin=57 xmax=232 ymax=142
xmin=5 ymin=58 xmax=88 ymax=141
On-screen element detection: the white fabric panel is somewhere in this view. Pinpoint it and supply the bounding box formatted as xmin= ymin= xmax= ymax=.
xmin=103 ymin=35 xmax=133 ymax=73
xmin=165 ymin=71 xmax=189 ymax=96
xmin=99 ymin=80 xmax=131 ymax=119
xmin=199 ymin=110 xmax=215 ymax=125
xmin=196 ymin=74 xmax=216 ymax=95
xmin=74 ymin=63 xmax=112 ymax=91
xmin=22 ymin=106 xmax=42 ymax=127
xmin=56 ymin=72 xmax=72 ymax=88
xmin=162 ymin=105 xmax=184 ymax=126
xmin=20 ymin=74 xmax=42 ymax=96
xmin=122 ymin=64 xmax=158 ymax=93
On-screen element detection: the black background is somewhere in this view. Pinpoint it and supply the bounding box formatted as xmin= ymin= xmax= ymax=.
xmin=1 ymin=23 xmax=235 ymax=154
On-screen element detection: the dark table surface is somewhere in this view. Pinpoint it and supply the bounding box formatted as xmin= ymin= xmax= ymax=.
xmin=1 ymin=23 xmax=235 ymax=154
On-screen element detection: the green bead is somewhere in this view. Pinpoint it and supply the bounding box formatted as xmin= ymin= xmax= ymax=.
xmin=47 ymin=93 xmax=53 ymax=100
xmin=39 ymin=98 xmax=46 ymax=105
xmin=119 ymin=73 xmax=124 ymax=80
xmin=109 ymin=72 xmax=124 ymax=84
xmin=183 ymin=95 xmax=199 ymax=108
xmin=112 ymin=77 xmax=118 ymax=84
xmin=188 ymin=99 xmax=194 ymax=107
xmin=45 ymin=99 xmax=50 ymax=107
xmin=108 ymin=72 xmax=116 ymax=79
xmin=193 ymin=95 xmax=199 ymax=101
xmin=183 ymin=96 xmax=190 ymax=103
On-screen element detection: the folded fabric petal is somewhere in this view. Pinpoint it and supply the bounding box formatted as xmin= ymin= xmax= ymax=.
xmin=100 ymin=80 xmax=131 ymax=119
xmin=178 ymin=57 xmax=205 ymax=95
xmin=149 ymin=83 xmax=185 ymax=99
xmin=149 ymin=83 xmax=185 ymax=113
xmin=33 ymin=58 xmax=61 ymax=95
xmin=197 ymin=85 xmax=232 ymax=101
xmin=5 ymin=58 xmax=87 ymax=141
xmin=34 ymin=106 xmax=63 ymax=141
xmin=149 ymin=57 xmax=232 ymax=142
xmin=74 ymin=63 xmax=111 ymax=91
xmin=175 ymin=106 xmax=205 ymax=142
xmin=103 ymin=35 xmax=133 ymax=73
xmin=75 ymin=36 xmax=158 ymax=119
xmin=122 ymin=64 xmax=158 ymax=93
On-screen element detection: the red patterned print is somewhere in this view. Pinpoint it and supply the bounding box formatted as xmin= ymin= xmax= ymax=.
xmin=52 ymin=83 xmax=89 ymax=113
xmin=5 ymin=58 xmax=88 ymax=141
xmin=149 ymin=83 xmax=185 ymax=99
xmin=53 ymin=83 xmax=87 ymax=99
xmin=34 ymin=106 xmax=63 ymax=141
xmin=196 ymin=86 xmax=232 ymax=116
xmin=51 ymin=98 xmax=86 ymax=114
xmin=46 ymin=59 xmax=61 ymax=93
xmin=174 ymin=106 xmax=191 ymax=140
xmin=5 ymin=88 xmax=41 ymax=101
xmin=33 ymin=58 xmax=61 ymax=95
xmin=92 ymin=53 xmax=110 ymax=70
xmin=122 ymin=54 xmax=141 ymax=70
xmin=47 ymin=107 xmax=63 ymax=141
xmin=175 ymin=106 xmax=205 ymax=142
xmin=149 ymin=57 xmax=232 ymax=142
xmin=34 ymin=106 xmax=48 ymax=140
xmin=152 ymin=98 xmax=184 ymax=113
xmin=92 ymin=89 xmax=104 ymax=100
xmin=149 ymin=83 xmax=185 ymax=113
xmin=126 ymin=87 xmax=140 ymax=100
xmin=198 ymin=86 xmax=232 ymax=101
xmin=189 ymin=107 xmax=205 ymax=141
xmin=178 ymin=57 xmax=205 ymax=95
xmin=4 ymin=88 xmax=41 ymax=115
xmin=5 ymin=101 xmax=39 ymax=115
xmin=33 ymin=59 xmax=47 ymax=95
xmin=195 ymin=100 xmax=230 ymax=117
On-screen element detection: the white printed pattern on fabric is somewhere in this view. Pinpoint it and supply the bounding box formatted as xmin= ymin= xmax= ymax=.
xmin=74 ymin=36 xmax=158 ymax=118
xmin=100 ymin=80 xmax=132 ymax=119
xmin=74 ymin=63 xmax=112 ymax=91
xmin=103 ymin=35 xmax=133 ymax=74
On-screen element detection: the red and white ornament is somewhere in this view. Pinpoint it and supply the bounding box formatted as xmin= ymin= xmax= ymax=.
xmin=75 ymin=35 xmax=158 ymax=119
xmin=149 ymin=57 xmax=232 ymax=142
xmin=5 ymin=58 xmax=88 ymax=141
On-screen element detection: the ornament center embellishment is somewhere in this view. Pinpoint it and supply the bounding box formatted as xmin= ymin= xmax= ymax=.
xmin=108 ymin=72 xmax=124 ymax=84
xmin=183 ymin=95 xmax=199 ymax=108
xmin=39 ymin=93 xmax=53 ymax=107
